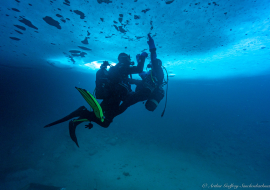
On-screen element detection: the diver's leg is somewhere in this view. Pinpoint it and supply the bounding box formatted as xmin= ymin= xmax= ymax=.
xmin=93 ymin=98 xmax=121 ymax=128
xmin=44 ymin=101 xmax=114 ymax=130
xmin=44 ymin=106 xmax=87 ymax=128
xmin=73 ymin=108 xmax=113 ymax=128
xmin=90 ymin=118 xmax=111 ymax=128
xmin=113 ymin=90 xmax=150 ymax=117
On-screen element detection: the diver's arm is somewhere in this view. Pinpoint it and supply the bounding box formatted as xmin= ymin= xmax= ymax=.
xmin=147 ymin=34 xmax=158 ymax=70
xmin=128 ymin=78 xmax=142 ymax=85
xmin=150 ymin=48 xmax=158 ymax=70
xmin=126 ymin=53 xmax=147 ymax=74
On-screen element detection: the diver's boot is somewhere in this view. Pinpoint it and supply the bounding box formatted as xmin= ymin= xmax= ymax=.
xmin=44 ymin=106 xmax=87 ymax=128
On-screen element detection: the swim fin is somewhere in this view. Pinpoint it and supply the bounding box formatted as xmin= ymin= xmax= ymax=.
xmin=44 ymin=106 xmax=87 ymax=128
xmin=69 ymin=120 xmax=81 ymax=147
xmin=75 ymin=87 xmax=104 ymax=122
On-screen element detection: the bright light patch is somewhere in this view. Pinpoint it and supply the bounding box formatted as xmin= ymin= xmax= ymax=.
xmin=84 ymin=60 xmax=116 ymax=70
xmin=47 ymin=58 xmax=117 ymax=71
xmin=84 ymin=61 xmax=101 ymax=70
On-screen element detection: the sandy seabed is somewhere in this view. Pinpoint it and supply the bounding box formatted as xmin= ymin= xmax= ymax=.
xmin=1 ymin=120 xmax=268 ymax=190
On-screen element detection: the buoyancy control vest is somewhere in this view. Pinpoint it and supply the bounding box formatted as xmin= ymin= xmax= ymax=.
xmin=107 ymin=64 xmax=132 ymax=100
xmin=138 ymin=69 xmax=165 ymax=112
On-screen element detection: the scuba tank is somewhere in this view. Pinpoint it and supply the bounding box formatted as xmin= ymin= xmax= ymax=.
xmin=95 ymin=61 xmax=111 ymax=99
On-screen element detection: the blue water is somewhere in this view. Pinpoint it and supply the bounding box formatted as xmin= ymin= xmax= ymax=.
xmin=1 ymin=0 xmax=270 ymax=188
xmin=0 ymin=66 xmax=269 ymax=189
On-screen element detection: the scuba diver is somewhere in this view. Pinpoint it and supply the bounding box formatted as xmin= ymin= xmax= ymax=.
xmin=139 ymin=33 xmax=168 ymax=116
xmin=44 ymin=52 xmax=148 ymax=147
xmin=111 ymin=33 xmax=168 ymax=118
xmin=95 ymin=52 xmax=149 ymax=124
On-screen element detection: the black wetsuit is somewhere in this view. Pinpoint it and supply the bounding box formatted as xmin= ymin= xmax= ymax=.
xmin=100 ymin=57 xmax=146 ymax=121
xmin=44 ymin=55 xmax=146 ymax=129
xmin=112 ymin=48 xmax=164 ymax=117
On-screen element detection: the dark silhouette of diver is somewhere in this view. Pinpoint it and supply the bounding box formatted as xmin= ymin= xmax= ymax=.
xmin=112 ymin=33 xmax=167 ymax=117
xmin=44 ymin=52 xmax=148 ymax=147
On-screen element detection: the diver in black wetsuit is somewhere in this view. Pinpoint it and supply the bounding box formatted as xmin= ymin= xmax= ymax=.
xmin=111 ymin=34 xmax=165 ymax=117
xmin=100 ymin=52 xmax=148 ymax=122
xmin=44 ymin=52 xmax=148 ymax=147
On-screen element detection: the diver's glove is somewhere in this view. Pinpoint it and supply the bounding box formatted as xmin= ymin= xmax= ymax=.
xmin=140 ymin=52 xmax=148 ymax=58
xmin=85 ymin=122 xmax=93 ymax=129
xmin=147 ymin=34 xmax=156 ymax=50
xmin=136 ymin=52 xmax=148 ymax=63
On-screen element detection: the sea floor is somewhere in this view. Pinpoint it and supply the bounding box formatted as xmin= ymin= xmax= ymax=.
xmin=0 ymin=120 xmax=269 ymax=190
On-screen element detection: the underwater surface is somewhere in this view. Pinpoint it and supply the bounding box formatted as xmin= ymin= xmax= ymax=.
xmin=0 ymin=0 xmax=270 ymax=189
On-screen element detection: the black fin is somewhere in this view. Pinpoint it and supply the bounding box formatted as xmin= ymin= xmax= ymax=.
xmin=44 ymin=106 xmax=86 ymax=128
xmin=69 ymin=120 xmax=79 ymax=147
xmin=44 ymin=124 xmax=51 ymax=128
